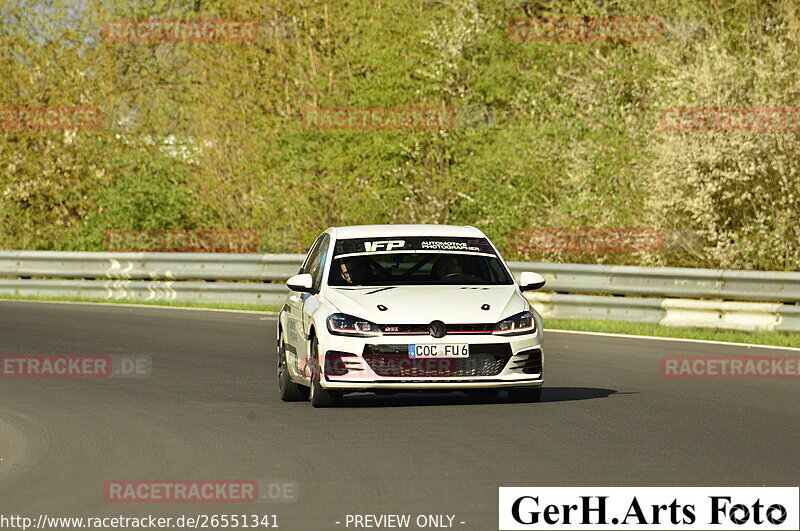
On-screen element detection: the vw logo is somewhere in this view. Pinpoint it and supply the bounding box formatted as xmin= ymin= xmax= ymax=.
xmin=428 ymin=320 xmax=447 ymax=338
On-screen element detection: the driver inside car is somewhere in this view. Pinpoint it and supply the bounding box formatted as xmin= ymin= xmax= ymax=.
xmin=339 ymin=258 xmax=366 ymax=284
xmin=433 ymin=255 xmax=463 ymax=279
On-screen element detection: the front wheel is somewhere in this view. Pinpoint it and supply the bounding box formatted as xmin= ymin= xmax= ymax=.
xmin=508 ymin=387 xmax=543 ymax=403
xmin=277 ymin=329 xmax=309 ymax=402
xmin=309 ymin=336 xmax=342 ymax=408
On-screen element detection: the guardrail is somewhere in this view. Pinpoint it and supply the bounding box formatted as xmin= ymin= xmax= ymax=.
xmin=1 ymin=251 xmax=798 ymax=331
xmin=0 ymin=251 xmax=301 ymax=281
xmin=507 ymin=261 xmax=800 ymax=302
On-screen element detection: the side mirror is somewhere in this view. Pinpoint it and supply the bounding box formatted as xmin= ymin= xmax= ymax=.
xmin=519 ymin=271 xmax=546 ymax=292
xmin=287 ymin=273 xmax=315 ymax=293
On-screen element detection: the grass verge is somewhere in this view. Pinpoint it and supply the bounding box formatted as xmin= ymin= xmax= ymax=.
xmin=0 ymin=294 xmax=281 ymax=313
xmin=546 ymin=318 xmax=800 ymax=349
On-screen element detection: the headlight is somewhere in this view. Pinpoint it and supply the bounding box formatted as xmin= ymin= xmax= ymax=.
xmin=493 ymin=311 xmax=536 ymax=336
xmin=326 ymin=313 xmax=383 ymax=337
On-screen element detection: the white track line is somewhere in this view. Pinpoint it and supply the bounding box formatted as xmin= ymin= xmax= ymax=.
xmin=545 ymin=328 xmax=800 ymax=353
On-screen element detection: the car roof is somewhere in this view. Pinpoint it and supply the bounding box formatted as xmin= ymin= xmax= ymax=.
xmin=329 ymin=224 xmax=486 ymax=239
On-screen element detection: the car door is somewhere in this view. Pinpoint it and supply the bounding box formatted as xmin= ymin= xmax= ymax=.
xmin=285 ymin=234 xmax=330 ymax=380
xmin=296 ymin=234 xmax=330 ymax=378
xmin=285 ymin=235 xmax=325 ymax=379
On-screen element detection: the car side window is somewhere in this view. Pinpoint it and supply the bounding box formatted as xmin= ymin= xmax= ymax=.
xmin=300 ymin=235 xmax=325 ymax=274
xmin=307 ymin=235 xmax=330 ymax=291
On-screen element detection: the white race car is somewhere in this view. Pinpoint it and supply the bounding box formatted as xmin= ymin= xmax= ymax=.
xmin=276 ymin=225 xmax=547 ymax=407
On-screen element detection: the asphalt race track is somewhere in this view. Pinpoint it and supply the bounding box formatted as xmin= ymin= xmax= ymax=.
xmin=1 ymin=300 xmax=798 ymax=530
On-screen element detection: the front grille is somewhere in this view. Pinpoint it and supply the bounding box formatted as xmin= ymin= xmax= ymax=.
xmin=380 ymin=324 xmax=429 ymax=335
xmin=448 ymin=323 xmax=495 ymax=334
xmin=380 ymin=323 xmax=494 ymax=335
xmin=363 ymin=344 xmax=511 ymax=377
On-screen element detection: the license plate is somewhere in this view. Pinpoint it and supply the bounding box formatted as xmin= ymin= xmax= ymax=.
xmin=408 ymin=344 xmax=469 ymax=358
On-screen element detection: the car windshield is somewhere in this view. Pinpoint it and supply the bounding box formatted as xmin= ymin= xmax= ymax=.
xmin=328 ymin=252 xmax=513 ymax=286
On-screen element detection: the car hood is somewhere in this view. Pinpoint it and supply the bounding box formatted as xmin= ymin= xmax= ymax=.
xmin=324 ymin=284 xmax=527 ymax=324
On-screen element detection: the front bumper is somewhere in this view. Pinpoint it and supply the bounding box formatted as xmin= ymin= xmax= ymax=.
xmin=318 ymin=331 xmax=543 ymax=391
xmin=321 ymin=377 xmax=543 ymax=391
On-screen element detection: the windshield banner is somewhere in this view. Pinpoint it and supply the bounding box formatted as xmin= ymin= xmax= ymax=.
xmin=333 ymin=237 xmax=497 ymax=257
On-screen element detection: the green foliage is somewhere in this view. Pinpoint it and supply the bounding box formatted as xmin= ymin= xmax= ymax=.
xmin=1 ymin=0 xmax=798 ymax=269
xmin=69 ymin=138 xmax=211 ymax=250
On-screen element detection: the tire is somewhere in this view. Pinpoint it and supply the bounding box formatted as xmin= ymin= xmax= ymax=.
xmin=308 ymin=336 xmax=341 ymax=408
xmin=277 ymin=328 xmax=309 ymax=402
xmin=508 ymin=387 xmax=543 ymax=403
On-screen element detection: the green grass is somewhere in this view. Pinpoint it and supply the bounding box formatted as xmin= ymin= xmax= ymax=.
xmin=546 ymin=318 xmax=800 ymax=349
xmin=0 ymin=294 xmax=281 ymax=313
